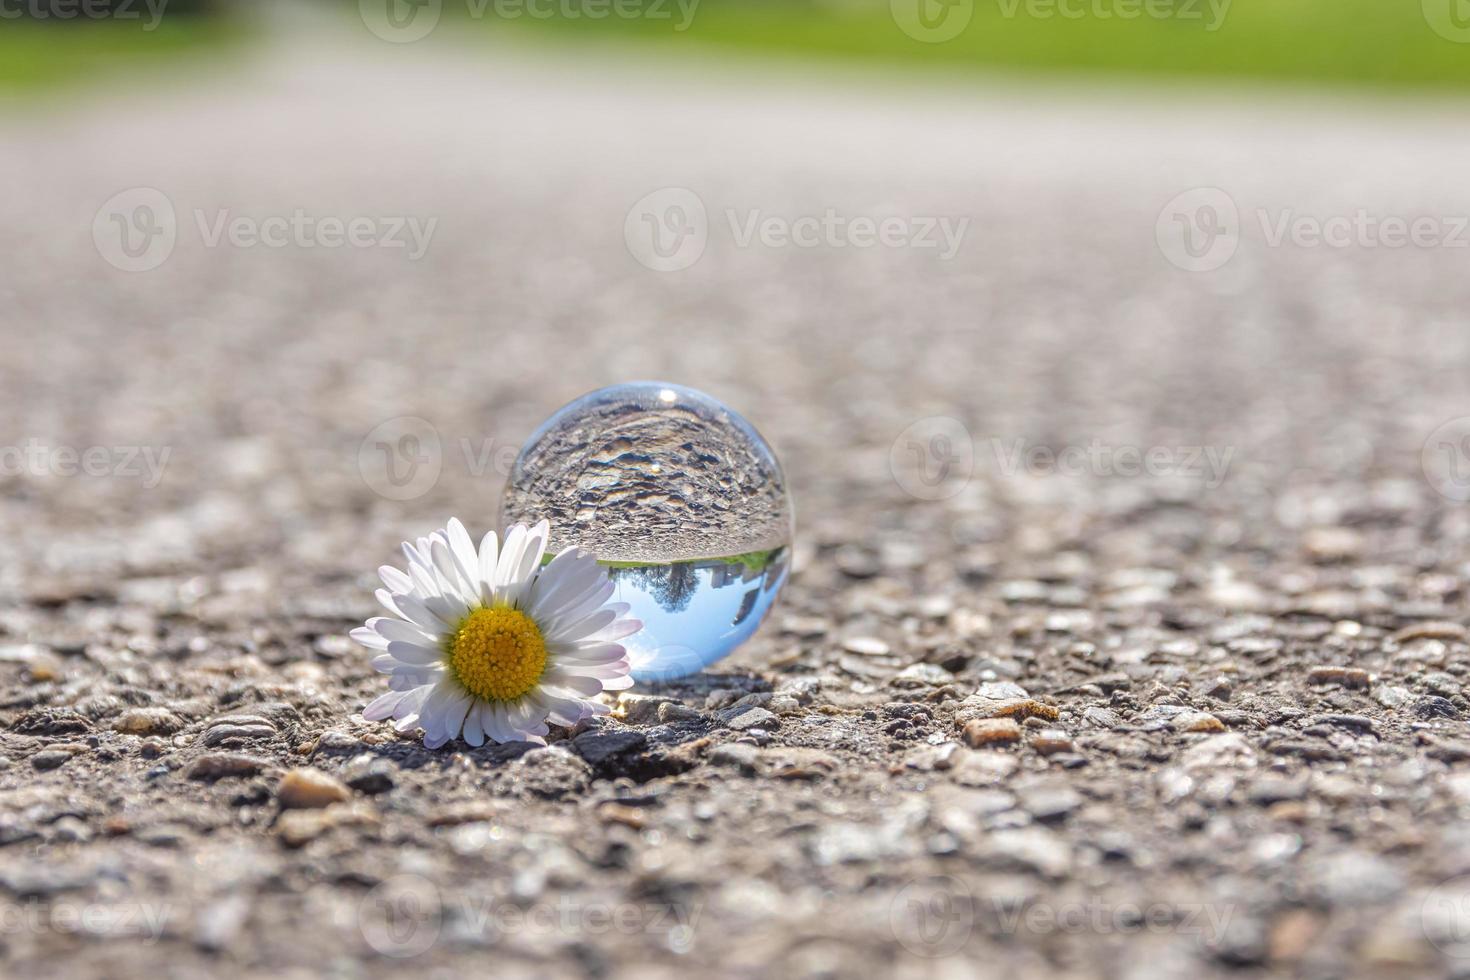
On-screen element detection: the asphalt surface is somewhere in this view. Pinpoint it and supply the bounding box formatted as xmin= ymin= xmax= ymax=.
xmin=4 ymin=24 xmax=1470 ymax=980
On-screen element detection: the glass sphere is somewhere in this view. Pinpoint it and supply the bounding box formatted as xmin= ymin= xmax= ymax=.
xmin=500 ymin=382 xmax=793 ymax=681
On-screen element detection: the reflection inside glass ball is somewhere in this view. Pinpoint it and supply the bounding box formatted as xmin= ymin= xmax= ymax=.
xmin=500 ymin=382 xmax=793 ymax=681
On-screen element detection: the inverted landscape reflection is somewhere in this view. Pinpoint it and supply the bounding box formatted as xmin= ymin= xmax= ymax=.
xmin=610 ymin=549 xmax=790 ymax=682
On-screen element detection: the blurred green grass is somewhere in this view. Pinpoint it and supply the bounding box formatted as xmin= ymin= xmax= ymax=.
xmin=0 ymin=18 xmax=241 ymax=95
xmin=473 ymin=0 xmax=1470 ymax=90
xmin=3 ymin=0 xmax=1469 ymax=94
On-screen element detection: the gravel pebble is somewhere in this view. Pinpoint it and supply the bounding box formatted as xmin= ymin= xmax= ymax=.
xmin=275 ymin=768 xmax=351 ymax=809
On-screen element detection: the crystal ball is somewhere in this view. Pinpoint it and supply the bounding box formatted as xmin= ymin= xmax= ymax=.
xmin=500 ymin=382 xmax=793 ymax=681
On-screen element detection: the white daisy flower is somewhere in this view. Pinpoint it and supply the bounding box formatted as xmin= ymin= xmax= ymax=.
xmin=350 ymin=518 xmax=641 ymax=748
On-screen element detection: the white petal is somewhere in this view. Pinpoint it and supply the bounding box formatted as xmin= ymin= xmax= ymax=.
xmin=392 ymin=593 xmax=452 ymax=635
xmin=493 ymin=702 xmax=536 ymax=743
xmin=439 ymin=692 xmax=473 ymax=744
xmin=403 ymin=540 xmax=434 ymax=577
xmin=373 ymin=660 xmax=439 ymax=686
xmin=525 ymin=547 xmax=588 ymax=611
xmin=481 ymin=703 xmax=510 ymax=743
xmin=408 ymin=560 xmax=440 ymax=599
xmin=534 ymin=690 xmax=590 ymax=727
xmin=543 ymin=671 xmax=605 ymax=697
xmin=385 ymin=683 xmax=432 ymax=728
xmin=514 ymin=520 xmax=551 ymax=589
xmin=378 ymin=565 xmax=414 ymax=594
xmin=416 ymin=680 xmax=459 ymax=739
xmin=350 ymin=626 xmax=388 ymax=650
xmin=535 ymin=579 xmax=615 ymax=636
xmin=529 ymin=551 xmax=604 ymax=613
xmin=425 ymin=539 xmax=471 ymax=601
xmin=476 ymin=530 xmax=500 ymax=605
xmin=499 ymin=705 xmax=535 ymax=743
xmin=376 ymin=588 xmax=405 ymax=617
xmin=549 ymin=640 xmax=627 ymax=662
xmin=554 ymin=660 xmax=631 ymax=681
xmin=423 ymin=590 xmax=469 ymax=627
xmin=386 ymin=640 xmax=444 ymax=665
xmin=362 ymin=690 xmax=407 ymax=721
xmin=461 ymin=703 xmax=486 ymax=747
xmin=582 ymin=617 xmax=644 ymax=643
xmin=495 ymin=524 xmax=528 ymax=584
xmin=510 ymin=698 xmax=551 ymax=741
xmin=446 ymin=518 xmax=481 ymax=589
xmin=370 ymin=618 xmax=436 ymax=646
xmin=431 ymin=537 xmax=476 ymax=605
xmin=545 ymin=606 xmax=620 ymax=643
xmin=396 ymin=674 xmax=440 ymax=696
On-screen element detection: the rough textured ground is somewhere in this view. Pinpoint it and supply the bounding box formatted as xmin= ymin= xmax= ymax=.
xmin=4 ymin=26 xmax=1470 ymax=980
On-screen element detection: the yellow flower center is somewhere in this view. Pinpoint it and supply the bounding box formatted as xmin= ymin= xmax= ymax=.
xmin=445 ymin=607 xmax=547 ymax=702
